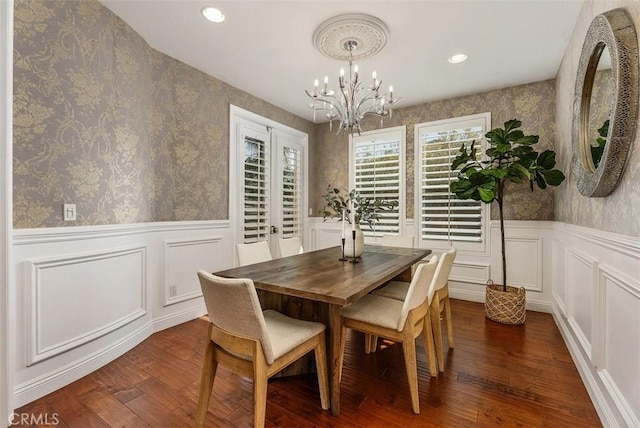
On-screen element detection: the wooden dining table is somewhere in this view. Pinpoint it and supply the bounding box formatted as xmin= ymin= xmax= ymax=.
xmin=214 ymin=244 xmax=432 ymax=416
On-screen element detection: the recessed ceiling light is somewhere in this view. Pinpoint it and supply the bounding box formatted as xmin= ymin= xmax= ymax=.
xmin=201 ymin=6 xmax=225 ymax=23
xmin=448 ymin=53 xmax=468 ymax=64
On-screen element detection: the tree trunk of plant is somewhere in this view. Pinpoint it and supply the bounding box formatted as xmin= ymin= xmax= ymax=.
xmin=497 ymin=187 xmax=507 ymax=292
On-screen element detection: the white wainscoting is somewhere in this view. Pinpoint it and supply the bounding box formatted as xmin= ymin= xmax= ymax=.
xmin=307 ymin=218 xmax=553 ymax=312
xmin=552 ymin=223 xmax=640 ymax=427
xmin=11 ymin=221 xmax=233 ymax=408
xmin=9 ymin=218 xmax=639 ymax=426
xmin=309 ymin=217 xmax=640 ymax=425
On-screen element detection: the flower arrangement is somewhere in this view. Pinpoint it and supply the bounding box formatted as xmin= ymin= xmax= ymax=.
xmin=320 ymin=186 xmax=398 ymax=229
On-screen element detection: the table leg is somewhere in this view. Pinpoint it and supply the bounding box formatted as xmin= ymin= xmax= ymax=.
xmin=328 ymin=304 xmax=342 ymax=416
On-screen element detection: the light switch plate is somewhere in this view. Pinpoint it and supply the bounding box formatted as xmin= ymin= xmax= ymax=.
xmin=63 ymin=204 xmax=76 ymax=221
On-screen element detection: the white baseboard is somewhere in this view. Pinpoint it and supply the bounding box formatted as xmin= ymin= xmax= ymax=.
xmin=13 ymin=321 xmax=153 ymax=408
xmin=153 ymin=305 xmax=207 ymax=333
xmin=552 ymin=305 xmax=618 ymax=427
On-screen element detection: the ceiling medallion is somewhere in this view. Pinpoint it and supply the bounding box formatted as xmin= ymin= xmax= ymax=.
xmin=313 ymin=14 xmax=390 ymax=62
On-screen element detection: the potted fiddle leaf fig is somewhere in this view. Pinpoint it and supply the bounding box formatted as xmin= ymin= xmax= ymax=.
xmin=450 ymin=119 xmax=565 ymax=325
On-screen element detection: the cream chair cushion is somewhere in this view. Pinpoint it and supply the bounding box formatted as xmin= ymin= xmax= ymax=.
xmin=373 ymin=281 xmax=409 ymax=301
xmin=340 ymin=295 xmax=404 ymax=330
xmin=263 ymin=309 xmax=325 ymax=359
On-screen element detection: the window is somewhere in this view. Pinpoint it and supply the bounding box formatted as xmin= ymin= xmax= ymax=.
xmin=280 ymin=145 xmax=302 ymax=239
xmin=242 ymin=132 xmax=270 ymax=244
xmin=415 ymin=113 xmax=490 ymax=251
xmin=350 ymin=126 xmax=406 ymax=239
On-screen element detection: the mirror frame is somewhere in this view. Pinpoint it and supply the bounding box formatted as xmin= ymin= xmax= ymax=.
xmin=573 ymin=8 xmax=638 ymax=197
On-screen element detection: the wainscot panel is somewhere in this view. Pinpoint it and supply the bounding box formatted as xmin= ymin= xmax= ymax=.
xmin=11 ymin=221 xmax=233 ymax=407
xmin=553 ymin=222 xmax=640 ymax=427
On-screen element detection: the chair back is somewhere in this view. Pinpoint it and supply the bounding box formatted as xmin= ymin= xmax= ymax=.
xmin=381 ymin=234 xmax=414 ymax=248
xmin=278 ymin=237 xmax=304 ymax=258
xmin=236 ymin=241 xmax=272 ymax=266
xmin=197 ymin=270 xmax=275 ymax=364
xmin=433 ymin=247 xmax=457 ymax=292
xmin=397 ymin=256 xmax=438 ymax=330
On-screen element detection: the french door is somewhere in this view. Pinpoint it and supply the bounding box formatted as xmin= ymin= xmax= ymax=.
xmin=231 ymin=107 xmax=308 ymax=260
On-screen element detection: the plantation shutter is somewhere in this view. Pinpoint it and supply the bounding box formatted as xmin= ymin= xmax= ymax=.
xmin=281 ymin=145 xmax=302 ymax=238
xmin=417 ymin=114 xmax=489 ymax=244
xmin=353 ymin=135 xmax=401 ymax=238
xmin=242 ymin=132 xmax=270 ymax=244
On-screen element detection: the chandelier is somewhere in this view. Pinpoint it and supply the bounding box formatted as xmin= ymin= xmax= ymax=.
xmin=305 ymin=14 xmax=399 ymax=136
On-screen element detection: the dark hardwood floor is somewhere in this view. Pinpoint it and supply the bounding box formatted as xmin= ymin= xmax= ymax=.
xmin=14 ymin=300 xmax=601 ymax=427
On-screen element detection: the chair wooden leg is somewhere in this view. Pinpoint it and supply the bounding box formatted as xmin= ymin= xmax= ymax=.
xmin=196 ymin=335 xmax=218 ymax=428
xmin=364 ymin=334 xmax=378 ymax=354
xmin=430 ymin=299 xmax=445 ymax=372
xmin=337 ymin=325 xmax=347 ymax=384
xmin=421 ymin=312 xmax=438 ymax=377
xmin=401 ymin=330 xmax=420 ymax=414
xmin=253 ymin=357 xmax=268 ymax=428
xmin=443 ymin=293 xmax=454 ymax=348
xmin=314 ymin=335 xmax=330 ymax=410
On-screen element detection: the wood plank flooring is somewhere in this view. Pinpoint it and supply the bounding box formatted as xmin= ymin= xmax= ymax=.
xmin=14 ymin=300 xmax=601 ymax=427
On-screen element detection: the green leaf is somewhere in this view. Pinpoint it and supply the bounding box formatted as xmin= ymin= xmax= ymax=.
xmin=537 ymin=150 xmax=556 ymax=170
xmin=496 ymin=143 xmax=511 ymax=154
xmin=508 ymin=162 xmax=530 ymax=180
xmin=541 ymin=169 xmax=566 ymax=186
xmin=535 ymin=172 xmax=547 ymax=189
xmin=482 ymin=169 xmax=508 ymax=179
xmin=515 ymin=135 xmax=539 ymax=145
xmin=486 ymin=129 xmax=505 ymax=145
xmin=506 ymin=129 xmax=524 ymax=142
xmin=478 ymin=187 xmax=496 ymax=203
xmin=511 ymin=145 xmax=534 ymax=157
xmin=503 ymin=119 xmax=522 ymax=134
xmin=451 ymin=143 xmax=472 ymax=170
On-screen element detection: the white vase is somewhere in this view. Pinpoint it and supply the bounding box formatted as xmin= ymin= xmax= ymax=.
xmin=344 ymin=224 xmax=365 ymax=258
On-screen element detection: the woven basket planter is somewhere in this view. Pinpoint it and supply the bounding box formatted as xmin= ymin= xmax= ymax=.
xmin=484 ymin=281 xmax=526 ymax=325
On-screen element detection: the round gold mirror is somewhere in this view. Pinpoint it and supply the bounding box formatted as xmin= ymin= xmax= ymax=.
xmin=573 ymin=8 xmax=638 ymax=197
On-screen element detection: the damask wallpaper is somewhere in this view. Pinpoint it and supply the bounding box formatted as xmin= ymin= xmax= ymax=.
xmin=555 ymin=0 xmax=640 ymax=236
xmin=310 ymin=80 xmax=558 ymax=221
xmin=13 ymin=0 xmax=314 ymax=228
xmin=14 ymin=0 xmax=570 ymax=230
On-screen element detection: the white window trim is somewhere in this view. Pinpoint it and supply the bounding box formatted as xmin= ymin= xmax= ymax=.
xmin=349 ymin=125 xmax=407 ymax=242
xmin=414 ymin=113 xmax=491 ymax=255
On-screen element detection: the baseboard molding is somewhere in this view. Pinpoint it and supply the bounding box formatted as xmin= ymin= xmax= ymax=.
xmin=552 ymin=304 xmax=618 ymax=427
xmin=153 ymin=305 xmax=207 ymax=333
xmin=13 ymin=321 xmax=154 ymax=408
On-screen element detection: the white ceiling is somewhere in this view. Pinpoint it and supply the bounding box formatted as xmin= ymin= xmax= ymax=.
xmin=99 ymin=0 xmax=584 ymax=122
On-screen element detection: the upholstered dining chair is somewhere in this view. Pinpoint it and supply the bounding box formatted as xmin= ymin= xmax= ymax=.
xmin=236 ymin=241 xmax=272 ymax=266
xmin=278 ymin=236 xmax=304 ymax=258
xmin=336 ymin=256 xmax=439 ymax=414
xmin=380 ymin=233 xmax=414 ymax=248
xmin=195 ymin=270 xmax=329 ymax=428
xmin=372 ymin=247 xmax=457 ymax=372
xmin=362 ymin=234 xmax=415 ymax=352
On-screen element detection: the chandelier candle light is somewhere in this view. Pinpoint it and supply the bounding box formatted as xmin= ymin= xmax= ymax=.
xmin=305 ymin=14 xmax=399 ymax=136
